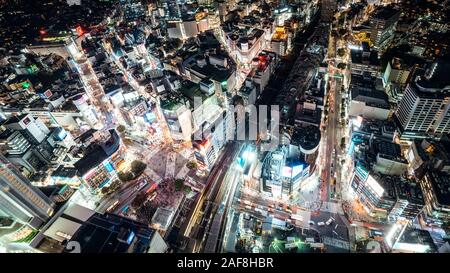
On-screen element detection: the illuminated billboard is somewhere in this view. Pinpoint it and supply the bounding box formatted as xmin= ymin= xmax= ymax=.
xmin=282 ymin=164 xmax=304 ymax=178
xmin=282 ymin=166 xmax=292 ymax=177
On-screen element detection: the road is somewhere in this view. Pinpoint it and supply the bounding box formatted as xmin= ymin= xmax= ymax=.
xmin=181 ymin=142 xmax=242 ymax=252
xmin=96 ymin=177 xmax=148 ymax=213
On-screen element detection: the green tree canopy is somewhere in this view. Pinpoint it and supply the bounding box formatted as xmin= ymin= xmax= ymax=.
xmin=175 ymin=178 xmax=185 ymax=191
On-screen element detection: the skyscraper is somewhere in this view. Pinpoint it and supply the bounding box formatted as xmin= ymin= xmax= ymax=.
xmin=394 ymin=60 xmax=450 ymax=139
xmin=0 ymin=155 xmax=55 ymax=228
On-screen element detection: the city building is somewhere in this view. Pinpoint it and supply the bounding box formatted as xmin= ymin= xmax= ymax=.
xmin=181 ymin=52 xmax=236 ymax=95
xmin=349 ymin=162 xmax=423 ymax=222
xmin=269 ymin=26 xmax=291 ymax=56
xmin=0 ymin=155 xmax=55 ymax=228
xmin=348 ymin=83 xmax=391 ymax=120
xmin=420 ymin=171 xmax=450 ymax=227
xmin=394 ymin=60 xmax=450 ymax=140
xmin=260 ymin=126 xmax=319 ymax=199
xmin=350 ymin=42 xmax=381 ymax=78
xmin=121 ymin=0 xmax=146 ymax=21
xmin=2 ymin=114 xmax=50 ymax=145
xmin=369 ymin=6 xmax=400 ymax=48
xmin=238 ymin=51 xmax=277 ymax=105
xmin=391 ymin=228 xmax=437 ymax=253
xmin=383 ymin=56 xmax=427 ymax=104
xmin=0 ymin=114 xmax=74 ymax=177
xmin=193 ymin=111 xmax=233 ymax=171
xmin=73 ymin=129 xmax=124 ymax=192
xmin=35 ymin=203 xmax=168 ymax=253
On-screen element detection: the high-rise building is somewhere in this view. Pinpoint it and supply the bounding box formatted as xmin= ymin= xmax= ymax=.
xmin=320 ymin=0 xmax=336 ymax=22
xmin=369 ymin=6 xmax=400 ymax=48
xmin=350 ymin=42 xmax=381 ymax=78
xmin=0 ymin=155 xmax=55 ymax=228
xmin=420 ymin=171 xmax=450 ymax=227
xmin=3 ymin=114 xmax=50 ymax=144
xmin=193 ymin=111 xmax=233 ymax=171
xmin=394 ymin=60 xmax=450 ymax=140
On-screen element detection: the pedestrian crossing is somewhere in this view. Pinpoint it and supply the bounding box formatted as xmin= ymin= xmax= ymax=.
xmin=322 ymin=236 xmax=350 ymax=250
xmin=165 ymin=152 xmax=177 ymax=178
xmin=320 ymin=201 xmax=344 ymax=215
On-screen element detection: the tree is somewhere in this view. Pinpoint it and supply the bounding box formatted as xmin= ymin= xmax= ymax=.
xmin=109 ymin=180 xmax=122 ymax=191
xmin=131 ymin=160 xmax=147 ymax=175
xmin=337 ymin=48 xmax=345 ymax=57
xmin=340 ymin=137 xmax=346 ymax=149
xmin=186 ymin=161 xmax=197 ymax=169
xmin=101 ymin=187 xmax=110 ymax=195
xmin=338 ymin=29 xmax=347 ymax=36
xmin=123 ymin=138 xmax=133 ymax=146
xmin=174 ymin=178 xmax=185 ymax=191
xmin=117 ymin=125 xmax=126 ymax=133
xmin=131 ymin=192 xmax=148 ymax=209
xmin=118 ymin=171 xmax=134 ymax=182
xmin=170 ymin=38 xmax=182 ymax=50
xmin=337 ymin=63 xmax=346 ymax=70
xmin=183 ymin=185 xmax=191 ymax=194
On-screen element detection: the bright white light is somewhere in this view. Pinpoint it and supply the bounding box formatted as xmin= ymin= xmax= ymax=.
xmin=366 ymin=175 xmax=384 ymax=197
xmin=352 ymin=116 xmax=363 ymax=128
xmin=385 ymin=224 xmax=401 ymax=248
xmin=348 ymin=44 xmax=362 ymax=51
xmin=242 ymin=150 xmax=256 ymax=162
xmin=393 ymin=243 xmax=430 ymax=253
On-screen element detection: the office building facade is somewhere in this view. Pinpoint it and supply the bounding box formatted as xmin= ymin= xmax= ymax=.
xmin=0 ymin=155 xmax=55 ymax=228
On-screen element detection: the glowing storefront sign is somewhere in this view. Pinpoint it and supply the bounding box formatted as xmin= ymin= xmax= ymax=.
xmin=393 ymin=243 xmax=430 ymax=253
xmin=103 ymin=162 xmax=114 ymax=173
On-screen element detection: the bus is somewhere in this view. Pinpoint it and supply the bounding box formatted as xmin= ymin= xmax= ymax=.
xmin=107 ymin=200 xmax=120 ymax=212
xmin=291 ymin=214 xmax=304 ymax=221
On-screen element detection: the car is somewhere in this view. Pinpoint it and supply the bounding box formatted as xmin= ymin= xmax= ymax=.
xmin=326 ymin=218 xmax=334 ymax=226
xmin=317 ymin=222 xmax=325 ymax=226
xmin=308 ymin=220 xmax=315 ymax=225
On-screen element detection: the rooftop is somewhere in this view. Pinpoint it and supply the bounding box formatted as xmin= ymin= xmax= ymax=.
xmin=351 ymin=86 xmax=390 ymax=109
xmin=290 ymin=125 xmax=321 ymax=152
xmin=415 ymin=59 xmax=450 ymax=91
xmin=351 ymin=48 xmax=380 ymax=67
xmin=428 ymin=171 xmax=450 ymax=206
xmin=372 ymin=6 xmax=400 ymax=21
xmin=73 ymin=129 xmax=120 ymax=176
xmin=65 ymin=211 xmax=156 ymax=253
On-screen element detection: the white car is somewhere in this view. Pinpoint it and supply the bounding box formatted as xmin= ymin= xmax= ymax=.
xmin=317 ymin=222 xmax=325 ymax=226
xmin=326 ymin=219 xmax=333 ymax=226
